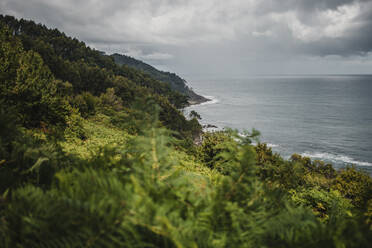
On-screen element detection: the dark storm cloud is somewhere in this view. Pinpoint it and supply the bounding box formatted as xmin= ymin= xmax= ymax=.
xmin=295 ymin=0 xmax=372 ymax=56
xmin=252 ymin=0 xmax=372 ymax=56
xmin=1 ymin=0 xmax=372 ymax=74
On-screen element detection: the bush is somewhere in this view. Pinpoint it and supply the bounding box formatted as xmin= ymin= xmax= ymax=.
xmin=290 ymin=188 xmax=353 ymax=221
xmin=198 ymin=131 xmax=235 ymax=171
xmin=71 ymin=92 xmax=98 ymax=118
xmin=99 ymin=87 xmax=123 ymax=111
xmin=332 ymin=166 xmax=372 ymax=208
xmin=64 ymin=108 xmax=86 ymax=140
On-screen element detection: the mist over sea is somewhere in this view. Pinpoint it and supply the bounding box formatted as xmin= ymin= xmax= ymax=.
xmin=185 ymin=75 xmax=372 ymax=174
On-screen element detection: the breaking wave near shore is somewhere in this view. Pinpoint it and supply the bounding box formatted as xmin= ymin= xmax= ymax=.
xmin=301 ymin=151 xmax=372 ymax=167
xmin=199 ymin=95 xmax=219 ymax=106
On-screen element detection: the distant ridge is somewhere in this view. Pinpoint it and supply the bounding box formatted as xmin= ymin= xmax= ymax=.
xmin=112 ymin=53 xmax=209 ymax=105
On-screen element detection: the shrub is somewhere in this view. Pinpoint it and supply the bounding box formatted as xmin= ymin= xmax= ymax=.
xmin=71 ymin=92 xmax=98 ymax=118
xmin=198 ymin=131 xmax=235 ymax=171
xmin=99 ymin=87 xmax=123 ymax=111
xmin=289 ymin=188 xmax=353 ymax=221
xmin=64 ymin=108 xmax=86 ymax=140
xmin=332 ymin=166 xmax=372 ymax=208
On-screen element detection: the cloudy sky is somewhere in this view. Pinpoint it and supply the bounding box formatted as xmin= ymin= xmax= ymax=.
xmin=1 ymin=0 xmax=372 ymax=76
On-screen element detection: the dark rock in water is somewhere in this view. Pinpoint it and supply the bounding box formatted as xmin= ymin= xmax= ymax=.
xmin=203 ymin=124 xmax=218 ymax=129
xmin=187 ymin=92 xmax=210 ymax=105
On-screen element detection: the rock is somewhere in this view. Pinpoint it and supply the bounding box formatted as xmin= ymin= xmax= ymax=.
xmin=203 ymin=124 xmax=218 ymax=129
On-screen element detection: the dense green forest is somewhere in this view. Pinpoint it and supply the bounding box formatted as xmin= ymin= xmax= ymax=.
xmin=112 ymin=53 xmax=209 ymax=104
xmin=0 ymin=15 xmax=371 ymax=247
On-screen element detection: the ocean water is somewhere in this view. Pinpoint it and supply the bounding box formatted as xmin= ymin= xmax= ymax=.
xmin=185 ymin=75 xmax=372 ymax=174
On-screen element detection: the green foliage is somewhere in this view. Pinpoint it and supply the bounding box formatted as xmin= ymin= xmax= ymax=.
xmin=262 ymin=204 xmax=326 ymax=248
xmin=112 ymin=53 xmax=205 ymax=105
xmin=255 ymin=145 xmax=337 ymax=191
xmin=60 ymin=113 xmax=129 ymax=160
xmin=0 ymin=25 xmax=71 ymax=128
xmin=99 ymin=87 xmax=123 ymax=111
xmin=63 ymin=108 xmax=86 ymax=140
xmin=14 ymin=50 xmax=71 ymax=127
xmin=189 ymin=110 xmax=201 ymax=120
xmin=197 ymin=129 xmax=259 ymax=174
xmin=0 ymin=105 xmax=67 ymax=194
xmin=1 ymin=119 xmax=372 ymax=247
xmin=71 ymin=92 xmax=99 ymax=118
xmin=331 ymin=166 xmax=372 ymax=208
xmin=0 ymin=15 xmax=201 ymax=138
xmin=198 ymin=131 xmax=235 ymax=171
xmin=290 ymin=188 xmax=353 ymax=221
xmin=365 ymin=199 xmax=372 ymax=229
xmin=0 ymin=24 xmax=22 ymax=85
xmin=254 ymin=144 xmax=372 ymax=226
xmin=0 ymin=14 xmax=371 ymax=248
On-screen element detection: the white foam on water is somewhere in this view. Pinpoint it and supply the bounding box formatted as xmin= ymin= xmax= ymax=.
xmin=199 ymin=95 xmax=219 ymax=106
xmin=238 ymin=133 xmax=248 ymax=138
xmin=203 ymin=126 xmax=222 ymax=132
xmin=245 ymin=140 xmax=279 ymax=148
xmin=301 ymin=152 xmax=372 ymax=166
xmin=267 ymin=143 xmax=279 ymax=148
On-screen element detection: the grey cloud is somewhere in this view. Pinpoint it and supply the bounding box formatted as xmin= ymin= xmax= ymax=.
xmin=255 ymin=0 xmax=365 ymax=14
xmin=1 ymin=0 xmax=372 ymax=75
xmin=293 ymin=0 xmax=372 ymax=56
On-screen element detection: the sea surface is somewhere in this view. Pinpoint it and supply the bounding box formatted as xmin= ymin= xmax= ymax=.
xmin=185 ymin=75 xmax=372 ymax=174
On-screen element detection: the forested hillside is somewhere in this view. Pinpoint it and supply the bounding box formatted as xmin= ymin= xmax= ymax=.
xmin=0 ymin=15 xmax=371 ymax=247
xmin=0 ymin=15 xmax=202 ymax=137
xmin=112 ymin=53 xmax=209 ymax=104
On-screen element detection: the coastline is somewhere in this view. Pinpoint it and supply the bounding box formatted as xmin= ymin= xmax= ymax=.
xmin=186 ymin=90 xmax=211 ymax=105
xmin=185 ymin=94 xmax=222 ymax=134
xmin=185 ymin=93 xmax=372 ymax=173
xmin=187 ymin=96 xmax=210 ymax=106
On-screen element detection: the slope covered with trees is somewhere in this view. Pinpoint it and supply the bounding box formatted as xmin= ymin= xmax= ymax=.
xmin=0 ymin=15 xmax=371 ymax=247
xmin=0 ymin=15 xmax=202 ymax=140
xmin=112 ymin=53 xmax=209 ymax=104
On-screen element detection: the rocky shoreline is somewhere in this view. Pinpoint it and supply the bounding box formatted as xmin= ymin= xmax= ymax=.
xmin=187 ymin=92 xmax=210 ymax=105
xmin=185 ymin=94 xmax=219 ymax=132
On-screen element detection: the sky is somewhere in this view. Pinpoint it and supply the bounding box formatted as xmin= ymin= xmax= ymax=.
xmin=1 ymin=0 xmax=372 ymax=76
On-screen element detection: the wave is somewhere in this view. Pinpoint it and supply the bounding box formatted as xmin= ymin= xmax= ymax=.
xmin=267 ymin=143 xmax=279 ymax=148
xmin=301 ymin=152 xmax=372 ymax=167
xmin=202 ymin=125 xmax=222 ymax=132
xmin=199 ymin=95 xmax=219 ymax=106
xmin=251 ymin=142 xmax=279 ymax=148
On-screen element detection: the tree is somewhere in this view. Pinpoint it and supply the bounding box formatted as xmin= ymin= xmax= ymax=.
xmin=0 ymin=25 xmax=70 ymax=128
xmin=189 ymin=110 xmax=201 ymax=120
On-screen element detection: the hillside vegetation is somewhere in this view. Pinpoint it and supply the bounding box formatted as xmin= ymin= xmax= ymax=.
xmin=0 ymin=15 xmax=371 ymax=247
xmin=112 ymin=53 xmax=209 ymax=104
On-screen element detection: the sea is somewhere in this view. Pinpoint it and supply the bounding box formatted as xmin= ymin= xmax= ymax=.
xmin=185 ymin=75 xmax=372 ymax=174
